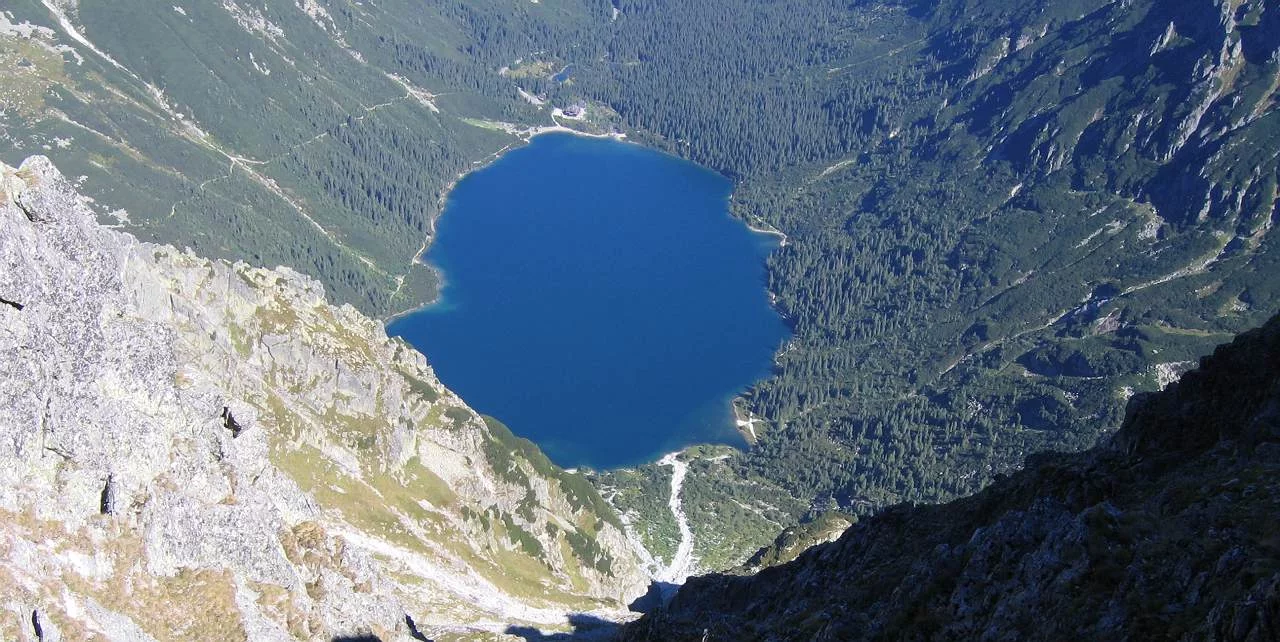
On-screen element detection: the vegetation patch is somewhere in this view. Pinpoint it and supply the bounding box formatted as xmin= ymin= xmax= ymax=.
xmin=0 ymin=33 xmax=66 ymax=119
xmin=398 ymin=368 xmax=441 ymax=403
xmin=481 ymin=416 xmax=623 ymax=531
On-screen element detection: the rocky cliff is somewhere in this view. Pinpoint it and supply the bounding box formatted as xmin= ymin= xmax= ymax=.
xmin=0 ymin=156 xmax=649 ymax=641
xmin=623 ymin=312 xmax=1280 ymax=640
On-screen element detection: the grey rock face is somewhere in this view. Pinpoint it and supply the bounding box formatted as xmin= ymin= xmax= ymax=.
xmin=0 ymin=157 xmax=647 ymax=641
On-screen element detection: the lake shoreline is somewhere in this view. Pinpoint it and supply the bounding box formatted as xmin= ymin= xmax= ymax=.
xmin=744 ymin=220 xmax=789 ymax=246
xmin=386 ymin=133 xmax=789 ymax=470
xmin=385 ymin=118 xmax=631 ymax=324
xmin=384 ymin=123 xmax=791 ymax=474
xmin=385 ymin=126 xmax=791 ymax=325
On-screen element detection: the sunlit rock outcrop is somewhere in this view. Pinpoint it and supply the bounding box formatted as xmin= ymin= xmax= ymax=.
xmin=0 ymin=156 xmax=648 ymax=641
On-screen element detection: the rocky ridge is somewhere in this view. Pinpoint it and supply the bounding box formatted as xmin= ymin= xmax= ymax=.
xmin=0 ymin=156 xmax=649 ymax=641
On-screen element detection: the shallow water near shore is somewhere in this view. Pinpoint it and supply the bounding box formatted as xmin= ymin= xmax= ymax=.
xmin=389 ymin=133 xmax=787 ymax=469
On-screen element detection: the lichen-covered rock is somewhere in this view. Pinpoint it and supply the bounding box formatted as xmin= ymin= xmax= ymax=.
xmin=0 ymin=156 xmax=648 ymax=641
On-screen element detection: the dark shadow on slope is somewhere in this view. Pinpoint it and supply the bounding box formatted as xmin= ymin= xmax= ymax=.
xmin=405 ymin=614 xmax=432 ymax=641
xmin=504 ymin=614 xmax=619 ymax=641
xmin=627 ymin=581 xmax=678 ymax=613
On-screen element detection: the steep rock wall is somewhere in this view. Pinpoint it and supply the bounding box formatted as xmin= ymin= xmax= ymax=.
xmin=0 ymin=156 xmax=648 ymax=641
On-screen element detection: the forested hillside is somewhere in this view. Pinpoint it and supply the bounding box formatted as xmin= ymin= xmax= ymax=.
xmin=571 ymin=0 xmax=1280 ymax=525
xmin=3 ymin=0 xmax=1277 ymax=569
xmin=1 ymin=0 xmax=605 ymax=313
xmin=622 ymin=314 xmax=1280 ymax=641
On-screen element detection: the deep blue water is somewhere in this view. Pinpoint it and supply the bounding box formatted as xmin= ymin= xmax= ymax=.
xmin=553 ymin=64 xmax=575 ymax=83
xmin=388 ymin=133 xmax=787 ymax=469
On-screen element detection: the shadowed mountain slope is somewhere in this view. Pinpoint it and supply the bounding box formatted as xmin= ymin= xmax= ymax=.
xmin=623 ymin=312 xmax=1280 ymax=641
